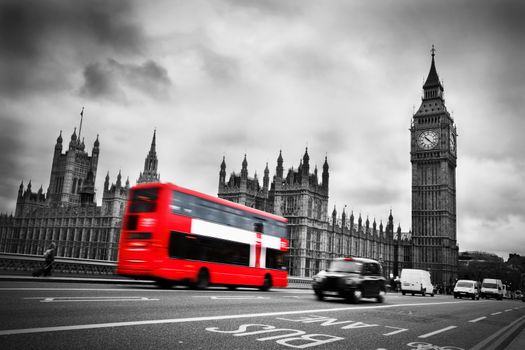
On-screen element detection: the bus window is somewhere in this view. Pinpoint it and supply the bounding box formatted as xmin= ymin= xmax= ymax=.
xmin=169 ymin=231 xmax=250 ymax=266
xmin=129 ymin=188 xmax=159 ymax=213
xmin=266 ymin=248 xmax=288 ymax=270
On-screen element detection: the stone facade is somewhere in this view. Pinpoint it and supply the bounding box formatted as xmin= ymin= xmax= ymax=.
xmin=410 ymin=47 xmax=459 ymax=286
xmin=0 ymin=124 xmax=159 ymax=261
xmin=218 ymin=149 xmax=412 ymax=278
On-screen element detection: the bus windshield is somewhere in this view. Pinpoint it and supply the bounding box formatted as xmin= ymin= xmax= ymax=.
xmin=129 ymin=188 xmax=159 ymax=213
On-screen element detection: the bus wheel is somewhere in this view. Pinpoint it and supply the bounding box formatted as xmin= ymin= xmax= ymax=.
xmin=155 ymin=279 xmax=174 ymax=289
xmin=195 ymin=269 xmax=209 ymax=290
xmin=260 ymin=275 xmax=272 ymax=291
xmin=227 ymin=285 xmax=237 ymax=290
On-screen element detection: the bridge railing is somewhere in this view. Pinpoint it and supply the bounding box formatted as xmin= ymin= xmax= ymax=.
xmin=0 ymin=253 xmax=313 ymax=288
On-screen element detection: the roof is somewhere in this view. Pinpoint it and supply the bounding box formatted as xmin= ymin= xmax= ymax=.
xmin=423 ymin=55 xmax=441 ymax=89
xmin=131 ymin=181 xmax=288 ymax=223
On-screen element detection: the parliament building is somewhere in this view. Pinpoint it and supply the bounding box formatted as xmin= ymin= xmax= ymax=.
xmin=218 ymin=150 xmax=412 ymax=278
xmin=0 ymin=123 xmax=159 ymax=261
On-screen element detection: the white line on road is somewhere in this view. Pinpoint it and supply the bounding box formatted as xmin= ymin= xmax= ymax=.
xmin=468 ymin=316 xmax=487 ymax=323
xmin=192 ymin=296 xmax=270 ymax=300
xmin=490 ymin=312 xmax=502 ymax=315
xmin=504 ymin=309 xmax=513 ymax=312
xmin=418 ymin=326 xmax=457 ymax=338
xmin=0 ymin=300 xmax=467 ymax=336
xmin=45 ymin=297 xmax=158 ymax=302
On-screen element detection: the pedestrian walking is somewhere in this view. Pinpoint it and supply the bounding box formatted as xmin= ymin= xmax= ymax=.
xmin=32 ymin=242 xmax=56 ymax=277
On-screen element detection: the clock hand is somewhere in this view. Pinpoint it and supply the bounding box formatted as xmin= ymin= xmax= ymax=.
xmin=425 ymin=137 xmax=432 ymax=142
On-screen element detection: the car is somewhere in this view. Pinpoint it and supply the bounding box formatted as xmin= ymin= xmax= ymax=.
xmin=515 ymin=290 xmax=523 ymax=300
xmin=453 ymin=280 xmax=480 ymax=300
xmin=312 ymin=257 xmax=386 ymax=303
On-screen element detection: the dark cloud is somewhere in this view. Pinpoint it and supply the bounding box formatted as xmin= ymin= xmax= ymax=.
xmin=79 ymin=59 xmax=171 ymax=101
xmin=0 ymin=0 xmax=143 ymax=97
xmin=222 ymin=0 xmax=303 ymax=16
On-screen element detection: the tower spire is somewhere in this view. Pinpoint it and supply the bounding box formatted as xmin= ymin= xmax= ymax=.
xmin=137 ymin=130 xmax=160 ymax=184
xmin=78 ymin=107 xmax=84 ymax=142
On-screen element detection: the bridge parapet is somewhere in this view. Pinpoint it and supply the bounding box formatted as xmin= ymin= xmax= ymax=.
xmin=0 ymin=253 xmax=116 ymax=276
xmin=0 ymin=253 xmax=313 ymax=288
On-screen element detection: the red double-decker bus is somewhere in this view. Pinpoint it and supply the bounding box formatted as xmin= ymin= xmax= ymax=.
xmin=117 ymin=182 xmax=289 ymax=290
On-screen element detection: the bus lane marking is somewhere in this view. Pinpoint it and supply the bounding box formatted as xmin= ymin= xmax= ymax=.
xmin=205 ymin=323 xmax=344 ymax=348
xmin=0 ymin=300 xmax=468 ymax=336
xmin=418 ymin=326 xmax=457 ymax=339
xmin=276 ymin=315 xmax=408 ymax=336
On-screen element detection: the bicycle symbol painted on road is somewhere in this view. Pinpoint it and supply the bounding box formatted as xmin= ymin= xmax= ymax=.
xmin=406 ymin=341 xmax=464 ymax=350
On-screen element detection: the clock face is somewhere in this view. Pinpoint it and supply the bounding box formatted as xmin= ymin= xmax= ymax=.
xmin=449 ymin=130 xmax=456 ymax=153
xmin=417 ymin=130 xmax=439 ymax=150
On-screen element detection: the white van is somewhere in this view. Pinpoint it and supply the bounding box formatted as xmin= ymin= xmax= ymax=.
xmin=481 ymin=278 xmax=503 ymax=300
xmin=400 ymin=268 xmax=434 ymax=297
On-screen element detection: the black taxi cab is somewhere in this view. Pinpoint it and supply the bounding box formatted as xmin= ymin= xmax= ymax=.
xmin=312 ymin=257 xmax=386 ymax=303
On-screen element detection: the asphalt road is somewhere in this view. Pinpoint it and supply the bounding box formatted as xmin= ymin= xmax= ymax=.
xmin=1 ymin=281 xmax=524 ymax=350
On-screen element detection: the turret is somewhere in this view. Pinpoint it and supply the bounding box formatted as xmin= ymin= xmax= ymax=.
xmin=263 ymin=162 xmax=269 ymax=190
xmin=104 ymin=172 xmax=110 ymax=192
xmin=322 ymin=155 xmax=329 ymax=191
xmin=116 ymin=170 xmax=122 ymax=188
xmin=92 ymin=134 xmax=100 ymax=155
xmin=302 ymin=147 xmax=310 ymax=176
xmin=332 ymin=205 xmax=337 ymax=226
xmin=69 ymin=128 xmax=77 ymax=149
xmin=55 ymin=130 xmax=63 ymax=154
xmin=276 ymin=150 xmax=283 ymax=178
xmin=241 ymin=154 xmax=248 ymax=179
xmin=219 ymin=156 xmax=226 ymax=187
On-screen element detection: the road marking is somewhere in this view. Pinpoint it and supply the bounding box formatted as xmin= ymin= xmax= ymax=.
xmin=504 ymin=309 xmax=513 ymax=312
xmin=383 ymin=325 xmax=409 ymax=336
xmin=23 ymin=296 xmax=159 ymax=302
xmin=468 ymin=316 xmax=487 ymax=323
xmin=0 ymin=300 xmax=468 ymax=336
xmin=490 ymin=312 xmax=502 ymax=315
xmin=192 ymin=296 xmax=270 ymax=300
xmin=418 ymin=326 xmax=457 ymax=339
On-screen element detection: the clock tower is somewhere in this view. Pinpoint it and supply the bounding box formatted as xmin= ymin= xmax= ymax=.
xmin=410 ymin=46 xmax=458 ymax=287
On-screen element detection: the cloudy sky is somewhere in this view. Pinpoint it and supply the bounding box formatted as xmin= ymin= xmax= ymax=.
xmin=1 ymin=0 xmax=524 ymax=258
